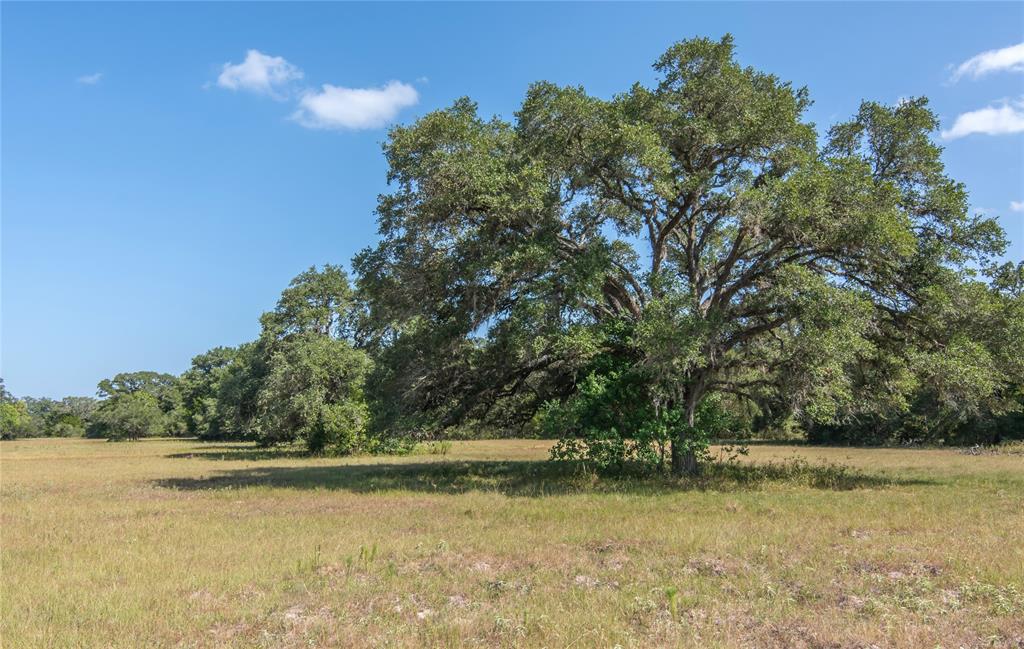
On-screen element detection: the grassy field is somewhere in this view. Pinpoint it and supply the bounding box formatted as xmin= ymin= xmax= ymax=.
xmin=1 ymin=438 xmax=1022 ymax=648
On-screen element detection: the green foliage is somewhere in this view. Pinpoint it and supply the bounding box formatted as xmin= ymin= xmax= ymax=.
xmin=356 ymin=35 xmax=1006 ymax=471
xmin=1 ymin=400 xmax=30 ymax=440
xmin=89 ymin=391 xmax=164 ymax=441
xmin=248 ymin=266 xmax=374 ymax=454
xmin=259 ymin=264 xmax=355 ymax=339
xmin=807 ymin=272 xmax=1024 ymax=445
xmin=545 ymin=366 xmax=671 ymax=471
xmin=87 ymin=371 xmax=180 ymax=440
xmin=47 ymin=412 xmax=87 ymax=438
xmin=546 ymin=379 xmax=739 ymax=472
xmin=209 ymin=341 xmax=268 ymax=440
xmin=0 ymin=380 xmax=99 ymax=440
xmin=254 ymin=333 xmax=372 ymax=454
xmin=178 ymin=346 xmax=247 ymax=440
xmin=544 ymin=340 xmax=738 ymax=472
xmin=171 ymin=265 xmax=379 ymax=455
xmin=97 ymin=371 xmax=177 ymax=401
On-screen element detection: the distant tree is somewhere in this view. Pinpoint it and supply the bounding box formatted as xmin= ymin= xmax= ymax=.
xmin=210 ymin=342 xmax=267 ymax=440
xmin=259 ymin=265 xmax=355 ymax=339
xmin=89 ymin=371 xmax=181 ymax=439
xmin=97 ymin=371 xmax=177 ymax=401
xmin=250 ymin=266 xmax=374 ymax=454
xmin=58 ymin=396 xmax=99 ymax=421
xmin=178 ymin=346 xmax=243 ymax=439
xmin=0 ymin=401 xmax=30 ymax=440
xmin=806 ymin=262 xmax=1024 ymax=445
xmin=20 ymin=397 xmax=58 ymax=437
xmin=0 ymin=380 xmax=31 ymax=440
xmin=0 ymin=381 xmax=98 ymax=439
xmin=88 ymin=391 xmax=164 ymax=441
xmin=355 ymin=35 xmax=1006 ymax=474
xmin=37 ymin=396 xmax=98 ymax=437
xmin=255 ymin=333 xmax=372 ymax=453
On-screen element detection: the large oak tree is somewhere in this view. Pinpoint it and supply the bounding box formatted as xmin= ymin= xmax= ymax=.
xmin=356 ymin=36 xmax=1005 ymax=474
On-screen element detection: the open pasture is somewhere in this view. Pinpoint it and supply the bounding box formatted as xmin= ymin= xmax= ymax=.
xmin=2 ymin=438 xmax=1022 ymax=648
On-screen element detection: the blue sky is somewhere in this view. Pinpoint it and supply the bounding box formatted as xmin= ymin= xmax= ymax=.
xmin=2 ymin=2 xmax=1022 ymax=399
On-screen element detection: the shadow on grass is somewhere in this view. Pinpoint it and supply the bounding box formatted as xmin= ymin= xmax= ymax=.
xmin=167 ymin=445 xmax=311 ymax=461
xmin=155 ymin=456 xmax=930 ymax=497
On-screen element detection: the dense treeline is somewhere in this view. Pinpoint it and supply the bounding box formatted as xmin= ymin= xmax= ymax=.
xmin=3 ymin=36 xmax=1022 ymax=472
xmin=1 ymin=379 xmax=99 ymax=439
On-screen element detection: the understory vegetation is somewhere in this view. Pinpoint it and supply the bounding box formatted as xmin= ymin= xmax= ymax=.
xmin=3 ymin=36 xmax=1023 ymax=475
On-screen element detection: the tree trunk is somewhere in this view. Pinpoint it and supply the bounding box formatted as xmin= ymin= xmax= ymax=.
xmin=670 ymin=442 xmax=700 ymax=476
xmin=670 ymin=391 xmax=702 ymax=477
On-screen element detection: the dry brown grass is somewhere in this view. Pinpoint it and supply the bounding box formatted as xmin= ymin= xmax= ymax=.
xmin=2 ymin=438 xmax=1022 ymax=648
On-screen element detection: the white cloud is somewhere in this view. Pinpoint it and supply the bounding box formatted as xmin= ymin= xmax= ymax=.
xmin=951 ymin=42 xmax=1024 ymax=81
xmin=1011 ymin=201 xmax=1024 ymax=212
xmin=941 ymin=98 xmax=1024 ymax=139
xmin=77 ymin=72 xmax=103 ymax=85
xmin=292 ymin=81 xmax=419 ymax=130
xmin=217 ymin=50 xmax=302 ymax=97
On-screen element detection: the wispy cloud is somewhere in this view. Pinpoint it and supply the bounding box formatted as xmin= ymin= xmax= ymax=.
xmin=77 ymin=72 xmax=103 ymax=85
xmin=1011 ymin=201 xmax=1024 ymax=212
xmin=217 ymin=50 xmax=303 ymax=98
xmin=941 ymin=98 xmax=1024 ymax=139
xmin=292 ymin=81 xmax=419 ymax=130
xmin=951 ymin=42 xmax=1024 ymax=82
